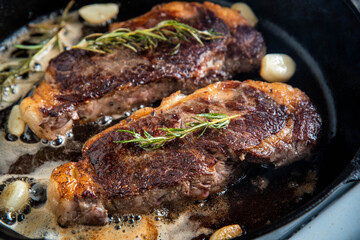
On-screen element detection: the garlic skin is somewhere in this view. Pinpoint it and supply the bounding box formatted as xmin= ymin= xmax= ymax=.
xmin=260 ymin=54 xmax=296 ymax=82
xmin=0 ymin=180 xmax=30 ymax=212
xmin=79 ymin=3 xmax=119 ymax=25
xmin=7 ymin=105 xmax=26 ymax=136
xmin=231 ymin=3 xmax=258 ymax=27
xmin=210 ymin=224 xmax=243 ymax=240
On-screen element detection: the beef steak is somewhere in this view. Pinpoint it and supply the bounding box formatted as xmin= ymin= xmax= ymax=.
xmin=47 ymin=80 xmax=322 ymax=226
xmin=20 ymin=1 xmax=266 ymax=140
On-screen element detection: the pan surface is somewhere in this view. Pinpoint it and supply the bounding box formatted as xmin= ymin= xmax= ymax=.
xmin=0 ymin=0 xmax=359 ymax=239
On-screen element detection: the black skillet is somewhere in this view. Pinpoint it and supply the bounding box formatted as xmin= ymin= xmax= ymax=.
xmin=0 ymin=0 xmax=359 ymax=239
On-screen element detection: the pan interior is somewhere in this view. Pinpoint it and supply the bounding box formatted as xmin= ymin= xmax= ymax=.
xmin=0 ymin=0 xmax=359 ymax=239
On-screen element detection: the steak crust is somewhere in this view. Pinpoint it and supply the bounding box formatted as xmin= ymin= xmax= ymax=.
xmin=20 ymin=1 xmax=265 ymax=140
xmin=48 ymin=80 xmax=322 ymax=226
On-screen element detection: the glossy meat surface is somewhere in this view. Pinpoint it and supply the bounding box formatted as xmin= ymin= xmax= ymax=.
xmin=48 ymin=80 xmax=322 ymax=226
xmin=20 ymin=1 xmax=266 ymax=140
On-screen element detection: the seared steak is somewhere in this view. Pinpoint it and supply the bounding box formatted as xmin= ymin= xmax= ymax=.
xmin=19 ymin=1 xmax=265 ymax=140
xmin=48 ymin=80 xmax=322 ymax=226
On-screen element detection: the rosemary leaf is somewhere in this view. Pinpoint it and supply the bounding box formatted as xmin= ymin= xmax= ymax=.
xmin=74 ymin=20 xmax=223 ymax=54
xmin=196 ymin=113 xmax=228 ymax=119
xmin=0 ymin=1 xmax=74 ymax=106
xmin=115 ymin=113 xmax=240 ymax=150
xmin=14 ymin=44 xmax=44 ymax=50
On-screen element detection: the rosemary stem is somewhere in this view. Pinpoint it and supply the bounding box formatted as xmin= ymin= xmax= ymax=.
xmin=29 ymin=34 xmax=57 ymax=69
xmin=61 ymin=0 xmax=75 ymax=25
xmin=0 ymin=1 xmax=73 ymax=107
xmin=115 ymin=113 xmax=240 ymax=150
xmin=74 ymin=20 xmax=223 ymax=54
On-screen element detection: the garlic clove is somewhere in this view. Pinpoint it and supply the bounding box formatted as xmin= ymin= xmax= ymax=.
xmin=7 ymin=105 xmax=25 ymax=136
xmin=210 ymin=224 xmax=243 ymax=240
xmin=79 ymin=3 xmax=119 ymax=25
xmin=231 ymin=3 xmax=258 ymax=27
xmin=260 ymin=53 xmax=296 ymax=82
xmin=0 ymin=180 xmax=30 ymax=212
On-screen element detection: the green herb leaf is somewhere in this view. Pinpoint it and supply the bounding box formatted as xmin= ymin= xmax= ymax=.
xmin=0 ymin=0 xmax=74 ymax=106
xmin=14 ymin=44 xmax=44 ymax=50
xmin=73 ymin=20 xmax=223 ymax=54
xmin=114 ymin=113 xmax=240 ymax=150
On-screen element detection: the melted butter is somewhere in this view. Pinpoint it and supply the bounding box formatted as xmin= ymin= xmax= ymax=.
xmin=156 ymin=212 xmax=212 ymax=240
xmin=0 ymin=12 xmax=82 ymax=110
xmin=0 ymin=132 xmax=43 ymax=174
xmin=0 ymin=12 xmax=84 ymax=171
xmin=9 ymin=200 xmax=212 ymax=240
xmin=1 ymin=169 xmax=215 ymax=239
xmin=0 ymin=74 xmax=40 ymax=111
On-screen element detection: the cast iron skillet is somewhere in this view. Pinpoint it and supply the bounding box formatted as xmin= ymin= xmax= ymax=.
xmin=0 ymin=0 xmax=359 ymax=239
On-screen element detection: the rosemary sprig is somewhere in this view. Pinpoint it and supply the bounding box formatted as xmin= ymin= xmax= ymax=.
xmin=74 ymin=20 xmax=223 ymax=54
xmin=115 ymin=113 xmax=240 ymax=150
xmin=0 ymin=0 xmax=74 ymax=106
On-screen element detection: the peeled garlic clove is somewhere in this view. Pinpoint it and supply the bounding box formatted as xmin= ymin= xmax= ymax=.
xmin=260 ymin=54 xmax=296 ymax=82
xmin=79 ymin=3 xmax=119 ymax=25
xmin=8 ymin=105 xmax=25 ymax=136
xmin=0 ymin=180 xmax=30 ymax=212
xmin=231 ymin=3 xmax=258 ymax=27
xmin=210 ymin=224 xmax=243 ymax=240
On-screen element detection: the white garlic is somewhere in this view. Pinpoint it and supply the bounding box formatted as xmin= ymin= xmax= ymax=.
xmin=79 ymin=3 xmax=119 ymax=25
xmin=231 ymin=3 xmax=258 ymax=27
xmin=7 ymin=105 xmax=25 ymax=136
xmin=0 ymin=180 xmax=30 ymax=212
xmin=260 ymin=54 xmax=296 ymax=82
xmin=210 ymin=224 xmax=243 ymax=240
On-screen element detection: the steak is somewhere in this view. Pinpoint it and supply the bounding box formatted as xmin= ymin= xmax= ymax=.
xmin=47 ymin=80 xmax=322 ymax=226
xmin=19 ymin=1 xmax=266 ymax=140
